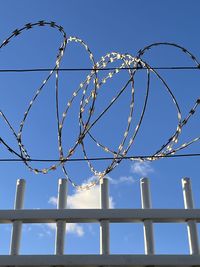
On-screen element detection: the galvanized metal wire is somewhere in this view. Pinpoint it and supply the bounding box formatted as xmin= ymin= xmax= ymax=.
xmin=0 ymin=21 xmax=199 ymax=190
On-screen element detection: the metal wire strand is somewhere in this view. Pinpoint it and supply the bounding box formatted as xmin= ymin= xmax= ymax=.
xmin=0 ymin=21 xmax=199 ymax=190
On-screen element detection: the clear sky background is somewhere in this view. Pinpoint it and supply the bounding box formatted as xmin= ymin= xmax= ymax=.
xmin=0 ymin=0 xmax=200 ymax=255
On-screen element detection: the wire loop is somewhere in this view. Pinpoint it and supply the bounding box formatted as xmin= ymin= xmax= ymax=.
xmin=0 ymin=21 xmax=199 ymax=190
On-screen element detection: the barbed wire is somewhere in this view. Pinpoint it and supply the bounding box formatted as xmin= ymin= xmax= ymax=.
xmin=0 ymin=21 xmax=199 ymax=190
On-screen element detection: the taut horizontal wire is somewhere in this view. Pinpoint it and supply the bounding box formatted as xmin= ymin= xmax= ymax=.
xmin=0 ymin=153 xmax=200 ymax=162
xmin=0 ymin=66 xmax=199 ymax=72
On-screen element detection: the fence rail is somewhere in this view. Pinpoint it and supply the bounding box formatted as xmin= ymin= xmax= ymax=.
xmin=1 ymin=254 xmax=200 ymax=266
xmin=0 ymin=208 xmax=200 ymax=223
xmin=0 ymin=177 xmax=199 ymax=266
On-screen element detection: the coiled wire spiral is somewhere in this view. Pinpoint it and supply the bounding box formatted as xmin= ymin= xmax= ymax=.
xmin=0 ymin=21 xmax=199 ymax=190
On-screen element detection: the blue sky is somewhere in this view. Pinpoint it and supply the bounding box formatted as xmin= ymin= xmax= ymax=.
xmin=0 ymin=0 xmax=200 ymax=255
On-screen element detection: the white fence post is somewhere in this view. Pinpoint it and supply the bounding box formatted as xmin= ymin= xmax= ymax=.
xmin=182 ymin=177 xmax=199 ymax=255
xmin=55 ymin=179 xmax=67 ymax=255
xmin=10 ymin=179 xmax=26 ymax=255
xmin=140 ymin=177 xmax=155 ymax=255
xmin=100 ymin=177 xmax=110 ymax=255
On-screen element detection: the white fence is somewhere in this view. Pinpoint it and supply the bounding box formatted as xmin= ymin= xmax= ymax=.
xmin=0 ymin=177 xmax=200 ymax=266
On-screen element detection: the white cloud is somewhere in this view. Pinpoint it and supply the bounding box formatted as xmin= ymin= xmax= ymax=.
xmin=66 ymin=223 xmax=84 ymax=237
xmin=36 ymin=224 xmax=52 ymax=238
xmin=47 ymin=222 xmax=84 ymax=237
xmin=48 ymin=179 xmax=115 ymax=237
xmin=38 ymin=232 xmax=45 ymax=238
xmin=49 ymin=185 xmax=114 ymax=209
xmin=131 ymin=161 xmax=154 ymax=176
xmin=22 ymin=224 xmax=32 ymax=232
xmin=48 ymin=196 xmax=57 ymax=206
xmin=109 ymin=176 xmax=135 ymax=185
xmin=68 ymin=185 xmax=114 ymax=209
